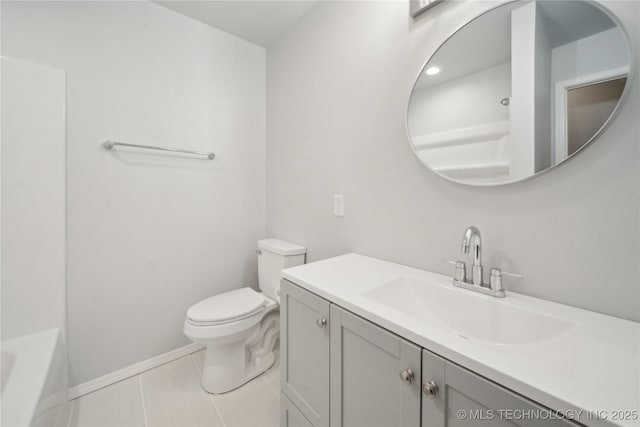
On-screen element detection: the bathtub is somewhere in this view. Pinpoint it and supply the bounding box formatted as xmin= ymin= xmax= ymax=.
xmin=1 ymin=328 xmax=69 ymax=426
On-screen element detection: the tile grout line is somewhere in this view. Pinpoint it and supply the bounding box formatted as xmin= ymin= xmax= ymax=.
xmin=66 ymin=399 xmax=75 ymax=427
xmin=208 ymin=392 xmax=227 ymax=427
xmin=262 ymin=375 xmax=279 ymax=397
xmin=190 ymin=353 xmax=227 ymax=427
xmin=190 ymin=352 xmax=202 ymax=376
xmin=138 ymin=375 xmax=149 ymax=427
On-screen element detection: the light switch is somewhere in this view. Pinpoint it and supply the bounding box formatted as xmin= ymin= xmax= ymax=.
xmin=333 ymin=194 xmax=344 ymax=217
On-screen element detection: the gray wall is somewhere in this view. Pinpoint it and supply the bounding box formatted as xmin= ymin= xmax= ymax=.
xmin=266 ymin=0 xmax=639 ymax=321
xmin=2 ymin=1 xmax=266 ymax=386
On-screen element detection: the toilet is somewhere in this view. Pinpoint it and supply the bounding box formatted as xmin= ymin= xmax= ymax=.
xmin=184 ymin=239 xmax=306 ymax=393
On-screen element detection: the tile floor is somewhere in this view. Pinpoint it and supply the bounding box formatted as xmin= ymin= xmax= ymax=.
xmin=68 ymin=349 xmax=280 ymax=427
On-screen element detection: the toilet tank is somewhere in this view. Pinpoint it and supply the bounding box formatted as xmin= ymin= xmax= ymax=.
xmin=258 ymin=239 xmax=306 ymax=302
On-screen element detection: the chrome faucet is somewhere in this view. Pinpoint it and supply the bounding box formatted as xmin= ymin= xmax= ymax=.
xmin=442 ymin=226 xmax=523 ymax=298
xmin=461 ymin=226 xmax=482 ymax=286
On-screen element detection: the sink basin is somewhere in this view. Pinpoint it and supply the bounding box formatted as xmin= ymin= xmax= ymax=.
xmin=363 ymin=276 xmax=576 ymax=345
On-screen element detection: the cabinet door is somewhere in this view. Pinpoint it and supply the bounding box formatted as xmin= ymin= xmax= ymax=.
xmin=330 ymin=305 xmax=421 ymax=427
xmin=282 ymin=393 xmax=314 ymax=427
xmin=280 ymin=280 xmax=330 ymax=427
xmin=422 ymin=350 xmax=579 ymax=427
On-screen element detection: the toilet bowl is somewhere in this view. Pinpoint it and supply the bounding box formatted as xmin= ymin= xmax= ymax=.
xmin=184 ymin=239 xmax=306 ymax=393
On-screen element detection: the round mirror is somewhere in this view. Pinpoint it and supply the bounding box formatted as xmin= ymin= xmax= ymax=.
xmin=407 ymin=0 xmax=631 ymax=186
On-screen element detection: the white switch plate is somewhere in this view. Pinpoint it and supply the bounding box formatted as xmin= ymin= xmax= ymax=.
xmin=333 ymin=194 xmax=344 ymax=217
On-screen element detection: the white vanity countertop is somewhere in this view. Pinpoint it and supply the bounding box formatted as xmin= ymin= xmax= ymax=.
xmin=282 ymin=253 xmax=640 ymax=427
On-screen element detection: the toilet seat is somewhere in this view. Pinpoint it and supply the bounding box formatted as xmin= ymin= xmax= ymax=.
xmin=184 ymin=239 xmax=305 ymax=394
xmin=187 ymin=287 xmax=267 ymax=326
xmin=184 ymin=293 xmax=277 ymax=342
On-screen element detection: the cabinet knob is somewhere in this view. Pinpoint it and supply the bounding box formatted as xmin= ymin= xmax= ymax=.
xmin=316 ymin=318 xmax=327 ymax=328
xmin=399 ymin=368 xmax=414 ymax=384
xmin=422 ymin=381 xmax=438 ymax=398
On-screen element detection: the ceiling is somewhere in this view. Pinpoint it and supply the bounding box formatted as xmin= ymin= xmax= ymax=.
xmin=414 ymin=2 xmax=515 ymax=90
xmin=155 ymin=0 xmax=316 ymax=47
xmin=537 ymin=0 xmax=616 ymax=48
xmin=414 ymin=0 xmax=617 ymax=91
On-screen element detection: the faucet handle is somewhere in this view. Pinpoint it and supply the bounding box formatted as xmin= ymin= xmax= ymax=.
xmin=489 ymin=268 xmax=523 ymax=278
xmin=489 ymin=268 xmax=522 ymax=293
xmin=501 ymin=270 xmax=523 ymax=279
xmin=442 ymin=259 xmax=466 ymax=282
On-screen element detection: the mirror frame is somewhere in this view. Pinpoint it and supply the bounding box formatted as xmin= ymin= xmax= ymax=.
xmin=406 ymin=0 xmax=635 ymax=186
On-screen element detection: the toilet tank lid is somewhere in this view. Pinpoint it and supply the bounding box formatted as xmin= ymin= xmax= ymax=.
xmin=258 ymin=239 xmax=306 ymax=256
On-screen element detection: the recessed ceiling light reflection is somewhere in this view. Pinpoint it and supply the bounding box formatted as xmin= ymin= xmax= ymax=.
xmin=425 ymin=66 xmax=440 ymax=76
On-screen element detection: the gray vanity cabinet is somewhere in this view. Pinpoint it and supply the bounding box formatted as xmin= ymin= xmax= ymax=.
xmin=421 ymin=350 xmax=578 ymax=427
xmin=330 ymin=305 xmax=421 ymax=427
xmin=280 ymin=280 xmax=330 ymax=427
xmin=281 ymin=280 xmax=580 ymax=427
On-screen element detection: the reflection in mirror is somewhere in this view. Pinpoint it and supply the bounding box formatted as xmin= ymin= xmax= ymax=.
xmin=407 ymin=0 xmax=630 ymax=186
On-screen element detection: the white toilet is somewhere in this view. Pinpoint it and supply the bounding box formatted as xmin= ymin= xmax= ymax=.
xmin=184 ymin=239 xmax=306 ymax=393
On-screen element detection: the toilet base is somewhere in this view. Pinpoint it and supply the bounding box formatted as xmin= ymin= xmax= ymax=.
xmin=202 ymin=349 xmax=275 ymax=394
xmin=199 ymin=310 xmax=280 ymax=394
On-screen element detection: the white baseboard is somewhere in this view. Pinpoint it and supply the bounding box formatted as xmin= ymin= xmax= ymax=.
xmin=68 ymin=342 xmax=205 ymax=400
